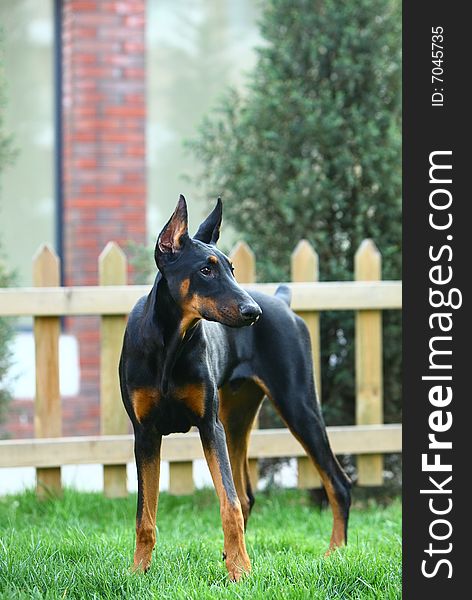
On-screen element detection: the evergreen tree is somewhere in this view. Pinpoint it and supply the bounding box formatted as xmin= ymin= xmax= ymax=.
xmin=189 ymin=0 xmax=402 ymax=424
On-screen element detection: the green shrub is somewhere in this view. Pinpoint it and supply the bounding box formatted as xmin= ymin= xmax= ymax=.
xmin=188 ymin=0 xmax=402 ymax=426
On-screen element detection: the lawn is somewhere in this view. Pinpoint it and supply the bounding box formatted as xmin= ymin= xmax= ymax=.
xmin=0 ymin=488 xmax=401 ymax=599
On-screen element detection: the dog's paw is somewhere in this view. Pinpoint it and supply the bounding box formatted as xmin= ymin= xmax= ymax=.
xmin=131 ymin=552 xmax=152 ymax=574
xmin=225 ymin=551 xmax=251 ymax=582
xmin=130 ymin=562 xmax=151 ymax=574
xmin=324 ymin=540 xmax=345 ymax=557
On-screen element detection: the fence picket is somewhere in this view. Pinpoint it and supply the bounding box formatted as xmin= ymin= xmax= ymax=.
xmin=291 ymin=240 xmax=322 ymax=489
xmin=33 ymin=245 xmax=62 ymax=498
xmin=355 ymin=240 xmax=384 ymax=485
xmin=169 ymin=462 xmax=194 ymax=495
xmin=99 ymin=242 xmax=129 ymax=497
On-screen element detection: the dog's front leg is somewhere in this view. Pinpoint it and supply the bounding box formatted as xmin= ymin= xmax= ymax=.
xmin=199 ymin=419 xmax=251 ymax=581
xmin=132 ymin=427 xmax=162 ymax=573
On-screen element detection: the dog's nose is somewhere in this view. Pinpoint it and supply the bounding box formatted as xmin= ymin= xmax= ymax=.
xmin=239 ymin=302 xmax=262 ymax=322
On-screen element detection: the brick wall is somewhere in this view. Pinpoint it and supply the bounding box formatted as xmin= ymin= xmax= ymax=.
xmin=61 ymin=0 xmax=146 ymax=436
xmin=0 ymin=1 xmax=147 ymax=441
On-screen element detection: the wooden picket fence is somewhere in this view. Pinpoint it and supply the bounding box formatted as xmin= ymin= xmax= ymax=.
xmin=0 ymin=239 xmax=402 ymax=498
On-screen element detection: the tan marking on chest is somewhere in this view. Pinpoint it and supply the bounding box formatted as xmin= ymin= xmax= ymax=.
xmin=132 ymin=388 xmax=160 ymax=423
xmin=174 ymin=383 xmax=206 ymax=419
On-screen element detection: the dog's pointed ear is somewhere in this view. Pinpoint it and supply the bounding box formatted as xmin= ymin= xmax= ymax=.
xmin=194 ymin=198 xmax=222 ymax=245
xmin=155 ymin=195 xmax=189 ymax=265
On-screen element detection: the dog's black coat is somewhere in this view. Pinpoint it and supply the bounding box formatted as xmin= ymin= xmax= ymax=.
xmin=119 ymin=195 xmax=351 ymax=579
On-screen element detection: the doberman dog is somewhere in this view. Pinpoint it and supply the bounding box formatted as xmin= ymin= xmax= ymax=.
xmin=119 ymin=195 xmax=351 ymax=581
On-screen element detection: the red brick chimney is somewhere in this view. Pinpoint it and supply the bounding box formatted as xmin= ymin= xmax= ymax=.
xmin=62 ymin=0 xmax=146 ymax=435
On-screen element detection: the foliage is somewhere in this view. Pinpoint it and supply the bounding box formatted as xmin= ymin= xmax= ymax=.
xmin=0 ymin=488 xmax=402 ymax=599
xmin=0 ymin=29 xmax=17 ymax=426
xmin=126 ymin=240 xmax=155 ymax=285
xmin=188 ymin=0 xmax=402 ymax=425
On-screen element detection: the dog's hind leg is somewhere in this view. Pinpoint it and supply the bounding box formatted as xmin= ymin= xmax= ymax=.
xmin=253 ymin=374 xmax=351 ymax=551
xmin=218 ymin=380 xmax=265 ymax=528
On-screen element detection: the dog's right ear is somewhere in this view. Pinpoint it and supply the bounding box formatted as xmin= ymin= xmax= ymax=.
xmin=193 ymin=198 xmax=222 ymax=245
xmin=155 ymin=195 xmax=189 ymax=267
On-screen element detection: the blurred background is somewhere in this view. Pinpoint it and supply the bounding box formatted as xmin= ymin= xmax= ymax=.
xmin=0 ymin=0 xmax=401 ymax=495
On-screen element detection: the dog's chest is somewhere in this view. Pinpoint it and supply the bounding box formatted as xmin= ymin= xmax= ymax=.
xmin=147 ymin=382 xmax=206 ymax=435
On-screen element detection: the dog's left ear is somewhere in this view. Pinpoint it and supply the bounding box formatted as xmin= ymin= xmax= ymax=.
xmin=193 ymin=198 xmax=222 ymax=245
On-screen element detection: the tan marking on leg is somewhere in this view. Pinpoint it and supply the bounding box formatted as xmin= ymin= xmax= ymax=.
xmin=292 ymin=436 xmax=347 ymax=550
xmin=203 ymin=447 xmax=251 ymax=581
xmin=321 ymin=474 xmax=346 ymax=551
xmin=219 ymin=382 xmax=263 ymax=527
xmin=175 ymin=383 xmax=206 ymax=419
xmin=132 ymin=388 xmax=160 ymax=423
xmin=251 ymin=375 xmax=347 ymax=550
xmin=133 ymin=453 xmax=160 ymax=572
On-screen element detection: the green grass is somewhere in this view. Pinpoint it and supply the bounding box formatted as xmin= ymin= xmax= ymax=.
xmin=0 ymin=489 xmax=401 ymax=599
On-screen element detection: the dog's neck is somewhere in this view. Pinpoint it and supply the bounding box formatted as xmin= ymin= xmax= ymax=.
xmin=149 ymin=273 xmax=201 ymax=393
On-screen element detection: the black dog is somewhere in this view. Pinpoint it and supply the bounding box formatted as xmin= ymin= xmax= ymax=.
xmin=119 ymin=195 xmax=351 ymax=580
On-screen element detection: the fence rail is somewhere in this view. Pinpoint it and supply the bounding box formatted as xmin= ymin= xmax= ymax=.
xmin=0 ymin=239 xmax=402 ymax=498
xmin=0 ymin=281 xmax=401 ymax=316
xmin=0 ymin=425 xmax=401 ymax=469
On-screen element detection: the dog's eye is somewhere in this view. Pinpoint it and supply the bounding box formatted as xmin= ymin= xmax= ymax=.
xmin=200 ymin=267 xmax=212 ymax=276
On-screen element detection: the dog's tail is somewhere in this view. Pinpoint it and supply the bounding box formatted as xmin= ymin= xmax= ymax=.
xmin=275 ymin=284 xmax=291 ymax=307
